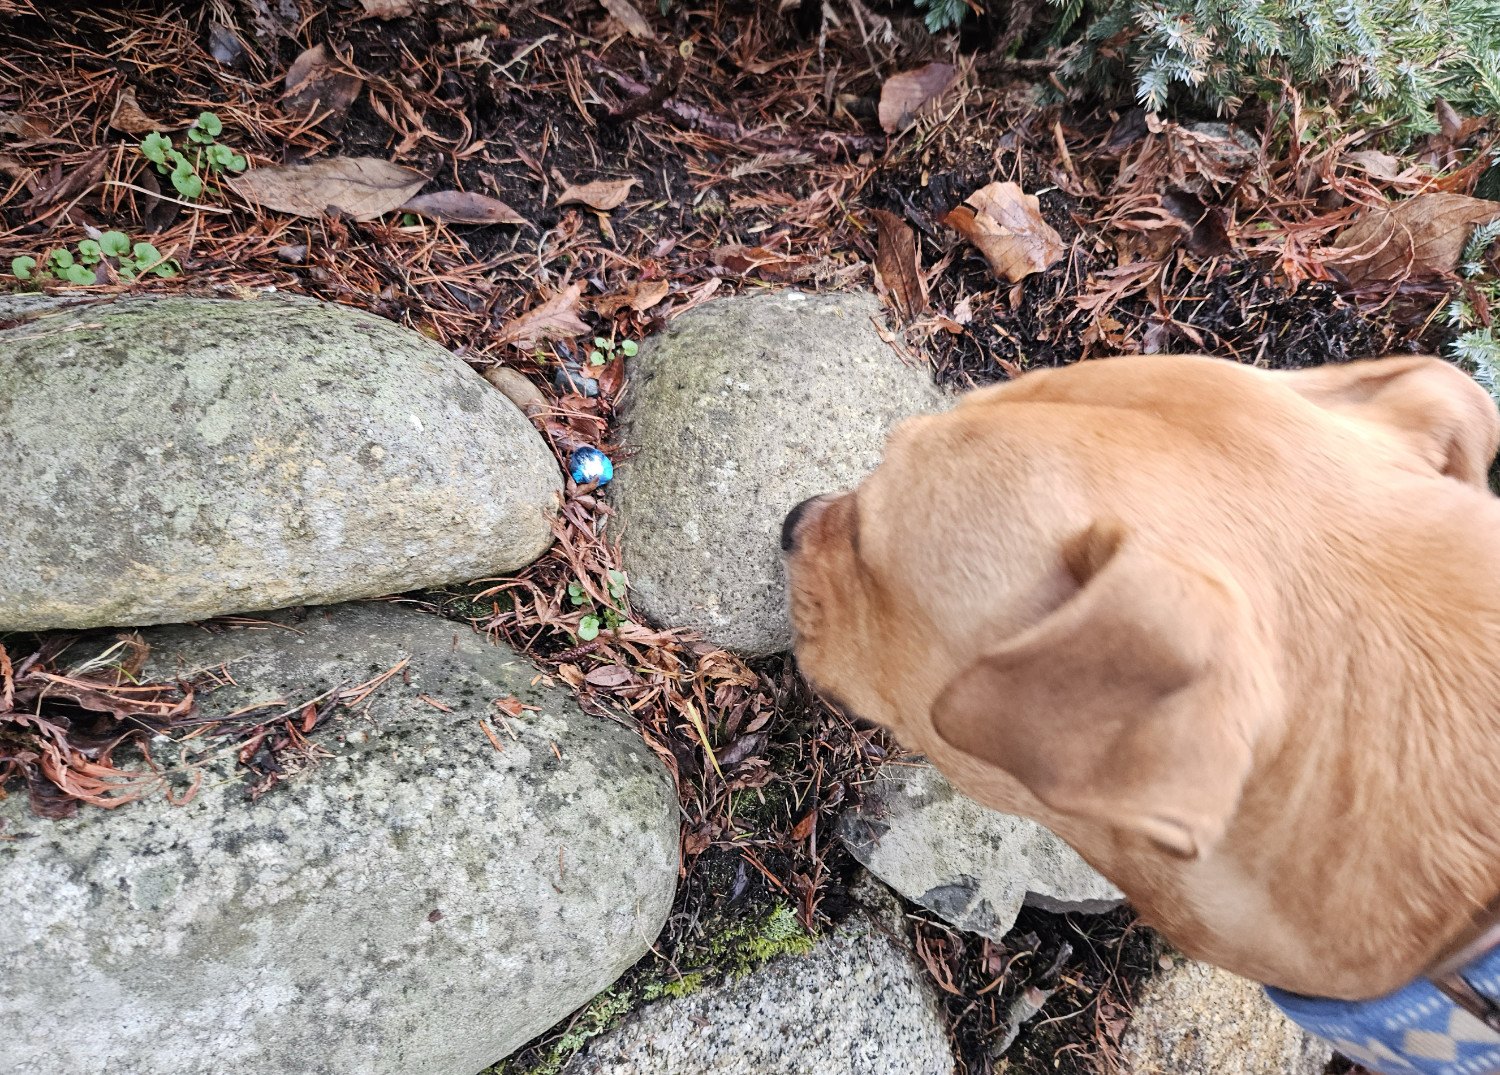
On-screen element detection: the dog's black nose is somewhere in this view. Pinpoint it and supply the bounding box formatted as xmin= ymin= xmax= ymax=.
xmin=781 ymin=495 xmax=822 ymax=552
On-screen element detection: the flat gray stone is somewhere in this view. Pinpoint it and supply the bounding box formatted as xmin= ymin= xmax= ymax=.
xmin=838 ymin=761 xmax=1122 ymax=941
xmin=564 ymin=875 xmax=955 ymax=1075
xmin=0 ymin=295 xmax=563 ymax=630
xmin=1122 ymin=959 xmax=1332 ymax=1075
xmin=611 ymin=290 xmax=948 ymax=655
xmin=0 ymin=602 xmax=678 ymax=1075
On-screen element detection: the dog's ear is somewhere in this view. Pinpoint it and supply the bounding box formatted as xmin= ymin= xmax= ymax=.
xmin=1281 ymin=357 xmax=1500 ymax=487
xmin=930 ymin=523 xmax=1263 ymax=859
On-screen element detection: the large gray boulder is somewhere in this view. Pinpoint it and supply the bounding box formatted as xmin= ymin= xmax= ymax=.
xmin=838 ymin=761 xmax=1122 ymax=941
xmin=1122 ymin=958 xmax=1332 ymax=1075
xmin=0 ymin=295 xmax=563 ymax=631
xmin=611 ymin=290 xmax=948 ymax=655
xmin=565 ymin=875 xmax=955 ymax=1075
xmin=0 ymin=603 xmax=679 ymax=1075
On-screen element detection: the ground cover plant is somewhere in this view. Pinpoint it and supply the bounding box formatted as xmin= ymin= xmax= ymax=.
xmin=4 ymin=0 xmax=1500 ymax=1071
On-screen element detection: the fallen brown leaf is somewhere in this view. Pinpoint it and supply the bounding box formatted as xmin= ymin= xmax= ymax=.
xmin=496 ymin=281 xmax=590 ymax=350
xmin=401 ymin=190 xmax=528 ymax=225
xmin=22 ymin=151 xmax=105 ymax=215
xmin=108 ymin=88 xmax=159 ymax=134
xmin=943 ymin=181 xmax=1064 ymax=283
xmin=712 ymin=244 xmax=821 ymax=281
xmin=556 ymin=178 xmax=636 ymax=211
xmin=0 ymin=114 xmax=48 ymax=141
xmin=283 ymin=44 xmax=364 ymax=123
xmin=1346 ymin=150 xmax=1406 ymax=183
xmin=1159 ymin=189 xmax=1232 ymax=258
xmin=583 ymin=664 xmax=634 ymax=688
xmin=359 ymin=0 xmax=415 ymax=16
xmin=1329 ymin=193 xmax=1500 ymax=287
xmin=791 ymin=810 xmax=817 ymax=841
xmin=601 ymin=0 xmax=654 ymax=39
xmin=227 ymin=158 xmax=426 ymax=220
xmin=878 ymin=62 xmax=959 ymax=135
xmin=871 ymin=208 xmax=928 ymax=319
xmin=591 ymin=278 xmax=670 ymax=316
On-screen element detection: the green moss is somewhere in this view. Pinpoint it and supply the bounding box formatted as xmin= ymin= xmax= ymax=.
xmin=488 ymin=903 xmax=814 ymax=1074
xmin=486 ymin=988 xmax=632 ymax=1075
xmin=642 ymin=971 xmax=704 ymax=1001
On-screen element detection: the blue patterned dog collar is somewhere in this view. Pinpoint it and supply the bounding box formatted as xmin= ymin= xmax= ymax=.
xmin=1267 ymin=943 xmax=1500 ymax=1074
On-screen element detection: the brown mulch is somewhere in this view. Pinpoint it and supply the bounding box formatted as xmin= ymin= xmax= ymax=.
xmin=3 ymin=1 xmax=1493 ymax=1073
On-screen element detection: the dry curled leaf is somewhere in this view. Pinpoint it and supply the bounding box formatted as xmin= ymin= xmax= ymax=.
xmin=359 ymin=0 xmax=415 ymax=16
xmin=592 ymin=278 xmax=671 ymax=316
xmin=496 ymin=282 xmax=590 ymax=350
xmin=227 ymin=157 xmax=426 ymax=220
xmin=401 ymin=190 xmax=528 ymax=225
xmin=878 ymin=62 xmax=959 ymax=135
xmin=556 ymin=178 xmax=636 ymax=211
xmin=871 ymin=208 xmax=928 ymax=319
xmin=601 ymin=0 xmax=653 ymax=39
xmin=282 ymin=44 xmax=364 ymax=123
xmin=943 ymin=181 xmax=1064 ymax=283
xmin=108 ymin=88 xmax=159 ymax=134
xmin=1329 ymin=193 xmax=1500 ymax=287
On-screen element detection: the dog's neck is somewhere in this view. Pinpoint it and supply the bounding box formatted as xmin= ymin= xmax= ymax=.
xmin=1145 ymin=497 xmax=1500 ymax=1000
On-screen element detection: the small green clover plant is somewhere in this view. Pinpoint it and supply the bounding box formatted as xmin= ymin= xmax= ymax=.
xmin=567 ymin=570 xmax=629 ymax=640
xmin=139 ymin=112 xmax=245 ymax=200
xmin=10 ymin=230 xmax=178 ymax=285
xmin=588 ymin=336 xmax=638 ymax=366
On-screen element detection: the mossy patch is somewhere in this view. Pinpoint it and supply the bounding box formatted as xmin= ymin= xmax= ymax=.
xmin=487 ymin=902 xmax=814 ymax=1075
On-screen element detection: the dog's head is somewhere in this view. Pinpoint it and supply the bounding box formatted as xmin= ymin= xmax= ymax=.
xmin=784 ymin=354 xmax=1499 ymax=866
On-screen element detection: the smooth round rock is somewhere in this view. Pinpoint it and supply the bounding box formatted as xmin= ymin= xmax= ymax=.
xmin=0 ymin=602 xmax=679 ymax=1075
xmin=610 ymin=290 xmax=949 ymax=656
xmin=0 ymin=295 xmax=563 ymax=630
xmin=838 ymin=761 xmax=1122 ymax=941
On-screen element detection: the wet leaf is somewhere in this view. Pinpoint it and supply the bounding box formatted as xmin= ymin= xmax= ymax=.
xmin=0 ymin=111 xmax=48 ymax=139
xmin=683 ymin=825 xmax=713 ymax=857
xmin=108 ymin=87 xmax=160 ymax=134
xmin=400 ymin=190 xmax=528 ymax=225
xmin=583 ymin=664 xmax=634 ymax=688
xmin=871 ymin=208 xmax=928 ymax=319
xmin=208 ymin=22 xmax=248 ymax=66
xmin=942 ymin=181 xmax=1064 ymax=283
xmin=359 ymin=0 xmax=415 ymax=16
xmin=791 ymin=810 xmax=817 ymax=841
xmin=717 ymin=731 xmax=768 ymax=769
xmin=592 ymin=278 xmax=670 ymax=316
xmin=496 ymin=281 xmax=590 ymax=350
xmin=878 ymin=62 xmax=959 ymax=135
xmin=601 ymin=0 xmax=654 ymax=39
xmin=1159 ymin=190 xmax=1232 ymax=258
xmin=1329 ymin=193 xmax=1500 ymax=287
xmin=226 ymin=157 xmax=426 ymax=220
xmin=282 ymin=44 xmax=364 ymax=123
xmin=711 ymin=244 xmax=819 ymax=281
xmin=555 ymin=178 xmax=636 ymax=211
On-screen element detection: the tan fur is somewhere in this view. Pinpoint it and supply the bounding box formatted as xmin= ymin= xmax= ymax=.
xmin=783 ymin=353 xmax=1500 ymax=1000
